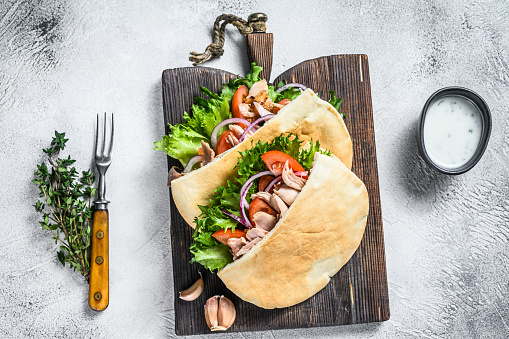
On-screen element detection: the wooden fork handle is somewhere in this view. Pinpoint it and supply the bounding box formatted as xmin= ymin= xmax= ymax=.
xmin=89 ymin=209 xmax=109 ymax=311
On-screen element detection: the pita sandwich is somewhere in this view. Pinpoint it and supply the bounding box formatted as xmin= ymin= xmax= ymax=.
xmin=217 ymin=153 xmax=369 ymax=309
xmin=171 ymin=89 xmax=353 ymax=227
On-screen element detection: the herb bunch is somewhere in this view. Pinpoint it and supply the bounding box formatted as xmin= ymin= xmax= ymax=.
xmin=33 ymin=131 xmax=96 ymax=282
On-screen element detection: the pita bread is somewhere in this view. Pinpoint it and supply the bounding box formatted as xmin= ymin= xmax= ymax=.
xmin=217 ymin=153 xmax=368 ymax=309
xmin=171 ymin=90 xmax=352 ymax=227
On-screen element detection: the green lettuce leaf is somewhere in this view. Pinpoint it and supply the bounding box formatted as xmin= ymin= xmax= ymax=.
xmin=328 ymin=90 xmax=345 ymax=118
xmin=184 ymin=88 xmax=232 ymax=138
xmin=190 ymin=243 xmax=233 ymax=272
xmin=213 ymin=181 xmax=242 ymax=211
xmin=268 ymin=85 xmax=278 ymax=102
xmin=243 ymin=63 xmax=263 ymax=88
xmin=153 ymin=125 xmax=207 ymax=166
xmin=299 ymin=139 xmax=331 ymax=169
xmin=196 ymin=205 xmax=239 ymax=233
xmin=219 ymin=62 xmax=264 ymax=101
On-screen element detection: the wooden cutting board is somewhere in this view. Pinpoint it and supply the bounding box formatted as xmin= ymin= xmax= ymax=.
xmin=161 ymin=33 xmax=389 ymax=336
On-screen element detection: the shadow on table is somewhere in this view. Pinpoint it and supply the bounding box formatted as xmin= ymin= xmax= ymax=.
xmin=398 ymin=118 xmax=455 ymax=198
xmin=274 ymin=320 xmax=385 ymax=338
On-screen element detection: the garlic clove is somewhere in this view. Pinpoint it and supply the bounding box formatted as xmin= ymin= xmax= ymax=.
xmin=204 ymin=295 xmax=219 ymax=329
xmin=179 ymin=273 xmax=204 ymax=301
xmin=204 ymin=295 xmax=236 ymax=331
xmin=217 ymin=296 xmax=236 ymax=330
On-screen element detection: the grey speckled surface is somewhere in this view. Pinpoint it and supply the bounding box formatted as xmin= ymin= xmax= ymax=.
xmin=1 ymin=0 xmax=508 ymax=338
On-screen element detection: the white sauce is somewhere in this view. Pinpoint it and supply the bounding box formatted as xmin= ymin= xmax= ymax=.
xmin=423 ymin=96 xmax=483 ymax=169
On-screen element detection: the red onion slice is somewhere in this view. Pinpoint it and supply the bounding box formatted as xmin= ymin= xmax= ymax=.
xmin=240 ymin=171 xmax=274 ymax=200
xmin=240 ymin=182 xmax=253 ymax=228
xmin=210 ymin=118 xmax=251 ymax=151
xmin=238 ymin=114 xmax=276 ymax=143
xmin=239 ymin=170 xmax=273 ymax=228
xmin=275 ymin=83 xmax=308 ymax=93
xmin=264 ymin=175 xmax=282 ymax=193
xmin=221 ymin=209 xmax=249 ymax=228
xmin=183 ymin=155 xmax=203 ymax=173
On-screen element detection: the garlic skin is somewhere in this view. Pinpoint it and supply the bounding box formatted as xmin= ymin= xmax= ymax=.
xmin=179 ymin=273 xmax=204 ymax=301
xmin=204 ymin=295 xmax=219 ymax=329
xmin=217 ymin=296 xmax=236 ymax=330
xmin=204 ymin=295 xmax=236 ymax=331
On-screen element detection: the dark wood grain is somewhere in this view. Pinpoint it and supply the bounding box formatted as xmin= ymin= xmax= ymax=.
xmin=275 ymin=55 xmax=389 ymax=325
xmin=162 ymin=55 xmax=389 ymax=336
xmin=162 ymin=67 xmax=238 ymax=335
xmin=246 ymin=33 xmax=273 ymax=80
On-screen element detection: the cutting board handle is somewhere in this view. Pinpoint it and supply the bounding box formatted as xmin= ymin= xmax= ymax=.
xmin=246 ymin=33 xmax=273 ymax=81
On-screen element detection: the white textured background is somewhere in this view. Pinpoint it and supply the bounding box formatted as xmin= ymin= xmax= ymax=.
xmin=1 ymin=0 xmax=508 ymax=338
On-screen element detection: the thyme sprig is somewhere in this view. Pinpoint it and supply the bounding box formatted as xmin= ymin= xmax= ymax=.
xmin=33 ymin=131 xmax=96 ymax=282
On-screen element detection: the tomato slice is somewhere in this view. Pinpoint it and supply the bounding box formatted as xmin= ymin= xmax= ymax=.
xmin=273 ymin=98 xmax=291 ymax=113
xmin=232 ymin=85 xmax=248 ymax=128
xmin=258 ymin=175 xmax=274 ymax=192
xmin=212 ymin=229 xmax=247 ymax=246
xmin=261 ymin=150 xmax=305 ymax=176
xmin=216 ymin=130 xmax=234 ymax=155
xmin=249 ymin=198 xmax=277 ymax=225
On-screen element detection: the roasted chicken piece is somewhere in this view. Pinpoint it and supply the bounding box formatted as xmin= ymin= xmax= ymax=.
xmin=274 ymin=184 xmax=300 ymax=205
xmin=282 ymin=160 xmax=306 ymax=190
xmin=246 ymin=227 xmax=268 ymax=241
xmin=200 ymin=140 xmax=215 ymax=166
xmin=252 ymin=212 xmax=277 ymax=231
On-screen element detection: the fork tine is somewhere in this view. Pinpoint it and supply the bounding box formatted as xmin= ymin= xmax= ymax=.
xmin=106 ymin=113 xmax=114 ymax=157
xmin=95 ymin=114 xmax=100 ymax=158
xmin=101 ymin=112 xmax=107 ymax=157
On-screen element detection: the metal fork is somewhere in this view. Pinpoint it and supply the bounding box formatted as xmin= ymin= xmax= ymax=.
xmin=89 ymin=113 xmax=114 ymax=311
xmin=94 ymin=113 xmax=114 ymax=210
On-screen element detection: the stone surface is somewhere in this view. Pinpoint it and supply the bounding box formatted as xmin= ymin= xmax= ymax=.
xmin=1 ymin=0 xmax=508 ymax=338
